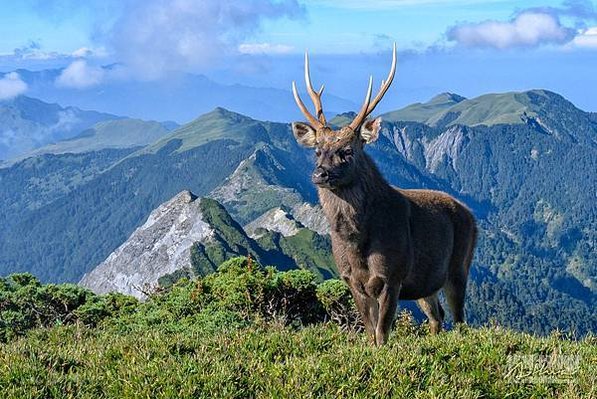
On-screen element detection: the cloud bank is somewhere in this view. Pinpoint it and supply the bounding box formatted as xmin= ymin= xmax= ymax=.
xmin=106 ymin=0 xmax=304 ymax=79
xmin=447 ymin=11 xmax=575 ymax=49
xmin=56 ymin=60 xmax=105 ymax=89
xmin=446 ymin=1 xmax=597 ymax=50
xmin=0 ymin=73 xmax=28 ymax=100
xmin=572 ymin=26 xmax=597 ymax=48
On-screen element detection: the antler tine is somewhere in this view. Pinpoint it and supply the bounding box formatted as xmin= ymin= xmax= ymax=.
xmin=292 ymin=81 xmax=323 ymax=128
xmin=305 ymin=52 xmax=327 ymax=125
xmin=348 ymin=75 xmax=373 ymax=131
xmin=366 ymin=42 xmax=397 ymax=116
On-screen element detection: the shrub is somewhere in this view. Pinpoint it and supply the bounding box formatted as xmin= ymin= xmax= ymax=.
xmin=1 ymin=257 xmax=362 ymax=342
xmin=0 ymin=274 xmax=138 ymax=341
xmin=264 ymin=268 xmax=323 ymax=326
xmin=316 ymin=279 xmax=362 ymax=330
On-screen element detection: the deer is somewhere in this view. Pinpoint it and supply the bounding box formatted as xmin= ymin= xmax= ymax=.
xmin=290 ymin=44 xmax=477 ymax=346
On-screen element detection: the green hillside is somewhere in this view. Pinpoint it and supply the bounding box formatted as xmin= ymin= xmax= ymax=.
xmin=427 ymin=91 xmax=535 ymax=126
xmin=1 ymin=261 xmax=595 ymax=398
xmin=0 ymin=96 xmax=118 ymax=161
xmin=383 ymin=90 xmax=585 ymax=129
xmin=18 ymin=118 xmax=172 ymax=159
xmin=382 ymin=92 xmax=466 ymax=123
xmin=141 ymin=107 xmax=267 ymax=154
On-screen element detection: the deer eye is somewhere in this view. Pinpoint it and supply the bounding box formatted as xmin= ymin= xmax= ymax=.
xmin=315 ymin=148 xmax=322 ymax=156
xmin=342 ymin=148 xmax=353 ymax=156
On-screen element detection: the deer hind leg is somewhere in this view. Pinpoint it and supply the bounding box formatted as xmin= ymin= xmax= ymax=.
xmin=444 ymin=211 xmax=475 ymax=325
xmin=417 ymin=293 xmax=444 ymax=334
xmin=443 ymin=274 xmax=467 ymax=324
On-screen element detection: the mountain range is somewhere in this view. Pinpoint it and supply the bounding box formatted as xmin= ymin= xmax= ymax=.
xmin=0 ymin=89 xmax=595 ymax=335
xmin=0 ymin=96 xmax=119 ymax=161
xmin=2 ymin=68 xmax=356 ymax=124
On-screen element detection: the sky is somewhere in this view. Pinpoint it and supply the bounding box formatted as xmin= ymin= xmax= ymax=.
xmin=0 ymin=0 xmax=596 ymax=113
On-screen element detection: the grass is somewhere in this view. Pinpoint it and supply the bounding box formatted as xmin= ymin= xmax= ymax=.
xmin=141 ymin=108 xmax=262 ymax=154
xmin=426 ymin=92 xmax=537 ymax=127
xmin=1 ymin=258 xmax=595 ymax=398
xmin=1 ymin=319 xmax=595 ymax=398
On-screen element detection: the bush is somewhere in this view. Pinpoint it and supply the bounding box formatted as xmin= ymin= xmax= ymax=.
xmin=0 ymin=257 xmax=361 ymax=342
xmin=0 ymin=274 xmax=138 ymax=342
xmin=264 ymin=268 xmax=323 ymax=326
xmin=316 ymin=279 xmax=362 ymax=330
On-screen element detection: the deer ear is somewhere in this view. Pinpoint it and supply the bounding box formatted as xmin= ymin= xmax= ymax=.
xmin=360 ymin=117 xmax=382 ymax=144
xmin=292 ymin=122 xmax=318 ymax=147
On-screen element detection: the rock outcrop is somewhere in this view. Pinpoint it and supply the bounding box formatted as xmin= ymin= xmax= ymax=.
xmin=80 ymin=191 xmax=214 ymax=298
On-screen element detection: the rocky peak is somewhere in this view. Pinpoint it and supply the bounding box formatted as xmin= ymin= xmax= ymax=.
xmin=79 ymin=190 xmax=213 ymax=299
xmin=244 ymin=207 xmax=303 ymax=239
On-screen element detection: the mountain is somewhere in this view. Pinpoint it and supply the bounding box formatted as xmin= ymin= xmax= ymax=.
xmin=0 ymin=105 xmax=438 ymax=283
xmin=383 ymin=89 xmax=596 ymax=132
xmin=4 ymin=118 xmax=175 ymax=166
xmin=209 ymin=145 xmax=318 ymax=226
xmin=0 ymin=108 xmax=318 ymax=282
xmin=0 ymin=89 xmax=595 ymax=335
xmin=382 ymin=90 xmax=596 ymax=334
xmin=382 ymin=92 xmax=466 ymax=123
xmin=80 ymin=191 xmax=335 ymax=298
xmin=0 ymin=96 xmax=118 ymax=161
xmin=5 ymin=69 xmax=357 ymax=124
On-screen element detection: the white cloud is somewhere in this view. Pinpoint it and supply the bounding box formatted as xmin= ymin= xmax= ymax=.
xmin=71 ymin=47 xmax=93 ymax=58
xmin=447 ymin=11 xmax=575 ymax=49
xmin=106 ymin=0 xmax=304 ymax=79
xmin=238 ymin=43 xmax=294 ymax=54
xmin=0 ymin=72 xmax=28 ymax=100
xmin=71 ymin=47 xmax=109 ymax=58
xmin=572 ymin=26 xmax=597 ymax=48
xmin=55 ymin=60 xmax=105 ymax=89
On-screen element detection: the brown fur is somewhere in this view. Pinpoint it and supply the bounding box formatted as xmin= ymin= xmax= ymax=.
xmin=292 ymin=120 xmax=477 ymax=345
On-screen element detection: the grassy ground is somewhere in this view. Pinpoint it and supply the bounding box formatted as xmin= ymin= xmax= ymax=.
xmin=1 ymin=318 xmax=595 ymax=398
xmin=1 ymin=259 xmax=595 ymax=398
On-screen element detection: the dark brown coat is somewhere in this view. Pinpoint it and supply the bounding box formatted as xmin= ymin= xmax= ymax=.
xmin=290 ymin=44 xmax=477 ymax=345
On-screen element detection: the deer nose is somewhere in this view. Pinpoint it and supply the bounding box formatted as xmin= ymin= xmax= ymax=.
xmin=312 ymin=167 xmax=329 ymax=183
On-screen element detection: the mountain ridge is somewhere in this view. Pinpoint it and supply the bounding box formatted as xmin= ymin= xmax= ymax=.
xmin=0 ymin=95 xmax=119 ymax=161
xmin=80 ymin=191 xmax=336 ymax=298
xmin=0 ymin=88 xmax=595 ymax=335
xmin=4 ymin=118 xmax=175 ymax=165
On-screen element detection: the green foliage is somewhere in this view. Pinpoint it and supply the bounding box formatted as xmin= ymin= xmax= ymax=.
xmin=0 ymin=273 xmax=138 ymax=342
xmin=0 ymin=260 xmax=595 ymax=398
xmin=316 ymin=279 xmax=361 ymax=329
xmin=141 ymin=257 xmax=329 ymax=329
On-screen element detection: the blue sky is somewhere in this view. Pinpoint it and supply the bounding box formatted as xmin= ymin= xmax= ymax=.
xmin=0 ymin=0 xmax=596 ymax=113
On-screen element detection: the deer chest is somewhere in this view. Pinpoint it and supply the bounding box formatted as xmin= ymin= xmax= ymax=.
xmin=331 ymin=211 xmax=363 ymax=243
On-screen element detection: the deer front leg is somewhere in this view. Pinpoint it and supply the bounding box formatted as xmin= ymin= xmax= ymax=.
xmin=375 ymin=283 xmax=400 ymax=346
xmin=348 ymin=284 xmax=378 ymax=342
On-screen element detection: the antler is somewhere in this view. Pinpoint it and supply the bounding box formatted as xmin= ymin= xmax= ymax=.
xmin=348 ymin=42 xmax=397 ymax=131
xmin=292 ymin=52 xmax=326 ymax=129
xmin=305 ymin=53 xmax=326 ymax=125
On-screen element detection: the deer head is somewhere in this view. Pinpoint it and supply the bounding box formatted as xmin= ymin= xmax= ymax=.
xmin=291 ymin=44 xmax=397 ymax=189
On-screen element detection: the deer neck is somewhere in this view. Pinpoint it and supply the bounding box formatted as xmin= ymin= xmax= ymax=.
xmin=318 ymin=154 xmax=393 ymax=242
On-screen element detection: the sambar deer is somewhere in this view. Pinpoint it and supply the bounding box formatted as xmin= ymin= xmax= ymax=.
xmin=291 ymin=44 xmax=477 ymax=346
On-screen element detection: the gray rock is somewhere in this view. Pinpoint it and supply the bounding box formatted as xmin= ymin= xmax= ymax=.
xmin=290 ymin=202 xmax=329 ymax=236
xmin=79 ymin=190 xmax=214 ymax=299
xmin=244 ymin=207 xmax=303 ymax=238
